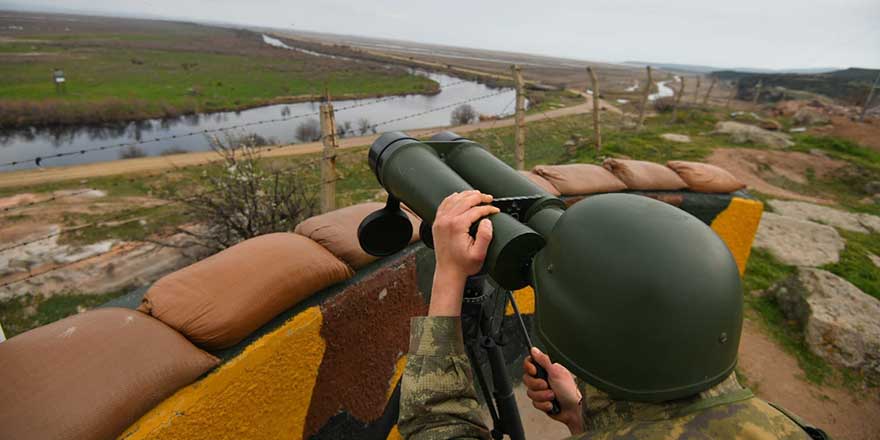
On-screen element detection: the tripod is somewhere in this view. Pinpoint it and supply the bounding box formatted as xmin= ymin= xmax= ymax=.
xmin=461 ymin=275 xmax=526 ymax=440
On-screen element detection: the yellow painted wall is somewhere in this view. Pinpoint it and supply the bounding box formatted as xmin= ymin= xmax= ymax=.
xmin=119 ymin=307 xmax=325 ymax=440
xmin=710 ymin=197 xmax=764 ymax=276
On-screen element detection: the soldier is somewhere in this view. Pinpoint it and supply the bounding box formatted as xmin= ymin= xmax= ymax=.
xmin=399 ymin=191 xmax=828 ymax=440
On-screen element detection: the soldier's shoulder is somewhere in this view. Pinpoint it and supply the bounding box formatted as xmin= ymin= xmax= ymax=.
xmin=585 ymin=397 xmax=813 ymax=440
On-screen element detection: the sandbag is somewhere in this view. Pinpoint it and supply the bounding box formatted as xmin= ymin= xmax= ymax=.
xmin=294 ymin=202 xmax=421 ymax=270
xmin=0 ymin=308 xmax=218 ymax=440
xmin=518 ymin=170 xmax=561 ymax=196
xmin=602 ymin=158 xmax=688 ymax=190
xmin=666 ymin=160 xmax=746 ymax=193
xmin=532 ymin=164 xmax=627 ymax=195
xmin=139 ymin=233 xmax=353 ymax=350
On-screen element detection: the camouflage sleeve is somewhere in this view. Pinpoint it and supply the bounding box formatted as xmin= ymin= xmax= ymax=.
xmin=398 ymin=316 xmax=491 ymax=440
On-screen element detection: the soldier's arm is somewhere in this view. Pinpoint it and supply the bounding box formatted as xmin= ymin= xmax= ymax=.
xmin=398 ymin=316 xmax=490 ymax=440
xmin=398 ymin=191 xmax=498 ymax=439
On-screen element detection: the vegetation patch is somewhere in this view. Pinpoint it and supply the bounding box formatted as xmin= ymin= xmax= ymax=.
xmin=823 ymin=230 xmax=880 ymax=300
xmin=0 ymin=291 xmax=124 ymax=338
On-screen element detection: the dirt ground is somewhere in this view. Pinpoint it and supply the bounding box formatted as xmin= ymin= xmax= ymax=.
xmin=818 ymin=116 xmax=880 ymax=152
xmin=739 ymin=318 xmax=880 ymax=440
xmin=707 ymin=148 xmax=849 ymax=203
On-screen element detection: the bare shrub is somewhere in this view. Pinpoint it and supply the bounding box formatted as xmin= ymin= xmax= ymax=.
xmin=168 ymin=133 xmax=318 ymax=251
xmin=652 ymin=97 xmax=676 ymax=113
xmin=450 ymin=104 xmax=477 ymax=125
xmin=119 ymin=145 xmax=147 ymax=159
xmin=160 ymin=146 xmax=188 ymax=156
xmin=357 ymin=118 xmax=373 ymax=135
xmin=337 ymin=120 xmax=353 ymax=138
xmin=295 ymin=118 xmax=321 ymax=142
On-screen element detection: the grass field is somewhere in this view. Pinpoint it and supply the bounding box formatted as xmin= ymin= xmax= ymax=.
xmin=0 ymin=12 xmax=437 ymax=128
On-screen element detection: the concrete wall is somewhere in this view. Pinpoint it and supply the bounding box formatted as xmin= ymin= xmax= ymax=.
xmin=118 ymin=193 xmax=763 ymax=440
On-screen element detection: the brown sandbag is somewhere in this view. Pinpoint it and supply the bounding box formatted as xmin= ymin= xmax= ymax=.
xmin=602 ymin=158 xmax=688 ymax=190
xmin=138 ymin=233 xmax=353 ymax=350
xmin=667 ymin=160 xmax=746 ymax=193
xmin=517 ymin=171 xmax=561 ymax=196
xmin=294 ymin=202 xmax=421 ymax=270
xmin=532 ymin=164 xmax=627 ymax=195
xmin=0 ymin=308 xmax=218 ymax=440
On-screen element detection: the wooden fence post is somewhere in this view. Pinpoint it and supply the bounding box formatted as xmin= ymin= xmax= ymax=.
xmin=726 ymin=80 xmax=738 ymax=109
xmin=672 ymin=76 xmax=686 ymax=122
xmin=636 ymin=65 xmax=653 ymax=131
xmin=752 ymin=80 xmax=763 ymax=105
xmin=587 ymin=66 xmax=601 ymax=150
xmin=319 ymin=89 xmax=338 ymax=213
xmin=693 ymin=76 xmax=701 ymax=104
xmin=511 ymin=64 xmax=526 ymax=170
xmin=703 ymin=77 xmax=717 ymax=106
xmin=859 ymin=71 xmax=880 ymax=122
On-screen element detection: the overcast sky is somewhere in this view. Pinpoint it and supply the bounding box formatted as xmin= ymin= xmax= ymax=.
xmin=4 ymin=0 xmax=879 ymax=70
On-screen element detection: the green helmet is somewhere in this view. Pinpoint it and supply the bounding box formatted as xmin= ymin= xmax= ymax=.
xmin=532 ymin=193 xmax=743 ymax=402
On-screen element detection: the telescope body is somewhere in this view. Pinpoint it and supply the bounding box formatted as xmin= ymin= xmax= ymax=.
xmin=363 ymin=131 xmax=564 ymax=289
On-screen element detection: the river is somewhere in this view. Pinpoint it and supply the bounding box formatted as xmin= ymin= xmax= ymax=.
xmin=0 ymin=60 xmax=517 ymax=171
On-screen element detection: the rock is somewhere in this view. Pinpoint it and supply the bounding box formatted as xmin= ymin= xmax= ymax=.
xmin=809 ymin=148 xmax=830 ymax=159
xmin=767 ymin=199 xmax=880 ymax=233
xmin=660 ymin=133 xmax=691 ymax=143
xmin=753 ymin=212 xmax=844 ymax=266
xmin=773 ymin=268 xmax=880 ymax=379
xmin=865 ymin=181 xmax=880 ymax=195
xmin=793 ymin=108 xmax=830 ymax=126
xmin=714 ymin=121 xmax=794 ymax=149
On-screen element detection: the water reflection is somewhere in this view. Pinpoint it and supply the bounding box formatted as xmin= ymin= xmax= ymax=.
xmin=0 ymin=71 xmax=517 ymax=170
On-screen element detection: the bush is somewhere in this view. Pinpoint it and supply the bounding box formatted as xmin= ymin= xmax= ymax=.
xmin=119 ymin=145 xmax=147 ymax=159
xmin=295 ymin=118 xmax=321 ymax=142
xmin=357 ymin=118 xmax=374 ymax=135
xmin=450 ymin=104 xmax=477 ymax=125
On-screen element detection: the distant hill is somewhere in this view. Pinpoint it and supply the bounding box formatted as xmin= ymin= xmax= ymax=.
xmin=622 ymin=61 xmax=840 ymax=75
xmin=711 ymin=68 xmax=879 ymax=104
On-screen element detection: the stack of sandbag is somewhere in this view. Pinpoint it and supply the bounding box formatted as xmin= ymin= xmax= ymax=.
xmin=527 ymin=159 xmax=745 ymax=196
xmin=0 ymin=308 xmax=219 ymax=440
xmin=138 ymin=232 xmax=354 ymax=350
xmin=294 ymin=202 xmax=421 ymax=270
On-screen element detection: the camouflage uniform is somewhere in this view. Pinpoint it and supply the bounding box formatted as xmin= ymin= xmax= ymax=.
xmin=399 ymin=316 xmax=820 ymax=440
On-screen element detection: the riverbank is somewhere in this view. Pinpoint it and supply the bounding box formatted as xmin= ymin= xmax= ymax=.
xmin=0 ymin=12 xmax=437 ymax=129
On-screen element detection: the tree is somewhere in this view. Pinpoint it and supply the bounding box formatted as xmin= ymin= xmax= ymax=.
xmin=119 ymin=145 xmax=147 ymax=159
xmin=450 ymin=104 xmax=477 ymax=125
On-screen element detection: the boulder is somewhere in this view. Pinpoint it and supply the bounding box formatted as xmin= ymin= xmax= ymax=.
xmin=768 ymin=200 xmax=880 ymax=234
xmin=793 ymin=108 xmax=830 ymax=126
xmin=753 ymin=212 xmax=844 ymax=267
xmin=714 ymin=121 xmax=794 ymax=149
xmin=660 ymin=133 xmax=691 ymax=143
xmin=864 ymin=181 xmax=880 ymax=195
xmin=773 ymin=268 xmax=880 ymax=379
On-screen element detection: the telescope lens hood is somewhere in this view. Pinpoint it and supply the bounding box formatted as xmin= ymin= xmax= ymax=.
xmin=369 ymin=131 xmax=419 ymax=184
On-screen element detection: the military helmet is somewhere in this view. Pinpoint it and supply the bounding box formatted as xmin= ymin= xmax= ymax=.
xmin=532 ymin=193 xmax=743 ymax=402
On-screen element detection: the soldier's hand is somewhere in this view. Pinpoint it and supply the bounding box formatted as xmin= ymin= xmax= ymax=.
xmin=428 ymin=191 xmax=499 ymax=317
xmin=523 ymin=347 xmax=584 ymax=435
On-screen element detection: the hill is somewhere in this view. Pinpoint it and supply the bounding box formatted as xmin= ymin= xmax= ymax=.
xmin=712 ymin=68 xmax=880 ymax=104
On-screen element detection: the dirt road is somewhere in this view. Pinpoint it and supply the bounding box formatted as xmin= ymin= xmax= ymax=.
xmin=0 ymin=95 xmax=615 ymax=190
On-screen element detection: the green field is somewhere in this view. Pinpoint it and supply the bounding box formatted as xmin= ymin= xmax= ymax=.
xmin=0 ymin=14 xmax=437 ymax=128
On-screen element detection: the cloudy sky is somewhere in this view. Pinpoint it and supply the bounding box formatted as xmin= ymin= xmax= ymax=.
xmin=4 ymin=0 xmax=879 ymax=70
